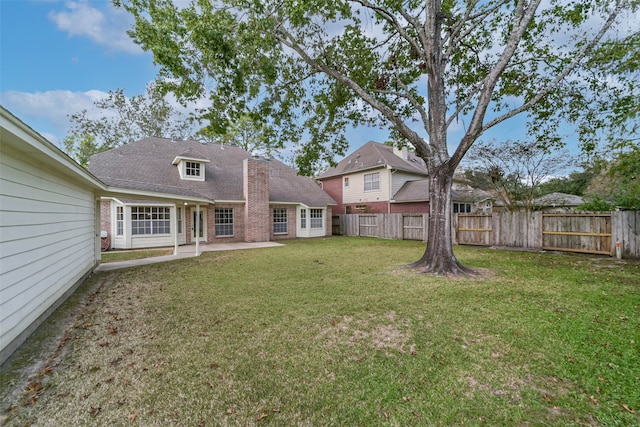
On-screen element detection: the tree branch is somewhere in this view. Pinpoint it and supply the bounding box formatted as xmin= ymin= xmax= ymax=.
xmin=449 ymin=0 xmax=543 ymax=168
xmin=480 ymin=1 xmax=626 ymax=133
xmin=274 ymin=23 xmax=432 ymax=157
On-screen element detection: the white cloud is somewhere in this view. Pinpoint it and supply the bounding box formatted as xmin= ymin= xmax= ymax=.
xmin=48 ymin=0 xmax=142 ymax=54
xmin=0 ymin=88 xmax=205 ymax=146
xmin=0 ymin=89 xmax=109 ymax=145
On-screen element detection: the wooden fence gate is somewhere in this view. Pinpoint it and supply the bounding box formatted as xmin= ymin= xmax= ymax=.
xmin=402 ymin=215 xmax=424 ymax=240
xmin=358 ymin=215 xmax=378 ymax=237
xmin=542 ymin=213 xmax=612 ymax=255
xmin=456 ymin=214 xmax=493 ymax=246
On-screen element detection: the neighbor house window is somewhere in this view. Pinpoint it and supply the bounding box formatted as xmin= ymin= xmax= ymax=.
xmin=215 ymin=208 xmax=234 ymax=236
xmin=273 ymin=208 xmax=288 ymax=234
xmin=300 ymin=209 xmax=307 ymax=229
xmin=131 ymin=207 xmax=171 ymax=235
xmin=185 ymin=161 xmax=201 ymax=177
xmin=177 ymin=207 xmax=183 ymax=234
xmin=116 ymin=206 xmax=124 ymax=236
xmin=453 ymin=203 xmax=472 ymax=213
xmin=344 ymin=177 xmax=349 ymax=187
xmin=310 ymin=209 xmax=323 ymax=229
xmin=364 ymin=172 xmax=380 ymax=191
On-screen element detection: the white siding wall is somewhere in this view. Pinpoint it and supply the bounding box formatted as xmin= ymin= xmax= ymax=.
xmin=0 ymin=145 xmax=98 ymax=360
xmin=342 ymin=168 xmax=390 ymax=204
xmin=131 ymin=235 xmax=175 ymax=249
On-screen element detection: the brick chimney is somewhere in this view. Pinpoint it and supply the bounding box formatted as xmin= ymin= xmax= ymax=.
xmin=243 ymin=156 xmax=270 ymax=242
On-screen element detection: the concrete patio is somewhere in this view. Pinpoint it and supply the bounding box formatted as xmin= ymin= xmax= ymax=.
xmin=95 ymin=241 xmax=285 ymax=272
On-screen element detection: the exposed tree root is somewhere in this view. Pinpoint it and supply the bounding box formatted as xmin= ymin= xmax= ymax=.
xmin=408 ymin=259 xmax=477 ymax=277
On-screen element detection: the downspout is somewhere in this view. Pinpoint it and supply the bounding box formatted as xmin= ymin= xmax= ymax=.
xmin=388 ymin=167 xmax=397 ymax=214
xmin=173 ymin=203 xmax=179 ymax=256
xmin=195 ymin=203 xmax=201 ymax=256
xmin=95 ymin=197 xmax=101 ymax=266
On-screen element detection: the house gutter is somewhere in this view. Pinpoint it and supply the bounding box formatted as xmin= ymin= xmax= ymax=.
xmin=103 ymin=187 xmax=211 ymax=205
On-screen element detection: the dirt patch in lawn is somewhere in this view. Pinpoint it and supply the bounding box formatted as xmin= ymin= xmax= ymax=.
xmin=318 ymin=311 xmax=416 ymax=357
xmin=0 ymin=273 xmax=119 ymax=422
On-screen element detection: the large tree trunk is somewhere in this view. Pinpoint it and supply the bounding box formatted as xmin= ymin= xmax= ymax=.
xmin=409 ymin=170 xmax=475 ymax=276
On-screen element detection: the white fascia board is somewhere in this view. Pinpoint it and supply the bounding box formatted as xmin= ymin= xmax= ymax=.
xmin=99 ymin=196 xmax=124 ymax=205
xmin=104 ymin=186 xmax=211 ymax=204
xmin=210 ymin=199 xmax=244 ymax=204
xmin=171 ymin=155 xmax=211 ymax=165
xmin=319 ymin=165 xmax=387 ymax=180
xmin=269 ymin=201 xmax=301 ymax=206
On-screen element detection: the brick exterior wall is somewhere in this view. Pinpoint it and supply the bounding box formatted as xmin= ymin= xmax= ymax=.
xmin=344 ymin=201 xmax=390 ymax=214
xmin=185 ymin=204 xmax=247 ymax=244
xmin=326 ymin=206 xmax=333 ymax=236
xmin=185 ymin=206 xmax=192 ymax=244
xmin=389 ymin=202 xmax=429 ymax=214
xmin=100 ymin=200 xmax=111 ymax=236
xmin=320 ymin=176 xmax=344 ymax=213
xmin=243 ymin=157 xmax=270 ymax=242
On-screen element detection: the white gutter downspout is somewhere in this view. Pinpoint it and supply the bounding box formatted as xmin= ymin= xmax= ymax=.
xmin=195 ymin=203 xmax=201 ymax=256
xmin=388 ymin=167 xmax=397 ymax=214
xmin=173 ymin=204 xmax=179 ymax=256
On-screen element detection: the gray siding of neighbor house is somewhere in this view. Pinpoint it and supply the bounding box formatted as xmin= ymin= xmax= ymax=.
xmin=1 ymin=108 xmax=101 ymax=364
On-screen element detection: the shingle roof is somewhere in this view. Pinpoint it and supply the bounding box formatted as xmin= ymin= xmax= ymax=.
xmin=532 ymin=192 xmax=583 ymax=207
xmin=317 ymin=141 xmax=427 ymax=179
xmin=89 ymin=137 xmax=335 ymax=206
xmin=392 ymin=178 xmax=430 ymax=202
xmin=392 ymin=178 xmax=493 ymax=203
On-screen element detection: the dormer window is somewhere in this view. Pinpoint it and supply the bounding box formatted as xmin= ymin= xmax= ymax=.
xmin=186 ymin=161 xmax=201 ymax=177
xmin=172 ymin=156 xmax=210 ymax=181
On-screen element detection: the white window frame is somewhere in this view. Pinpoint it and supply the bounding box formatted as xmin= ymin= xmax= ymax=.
xmin=300 ymin=208 xmax=307 ymax=229
xmin=273 ymin=208 xmax=288 ymax=234
xmin=131 ymin=206 xmax=171 ymax=236
xmin=116 ymin=206 xmax=124 ymax=236
xmin=364 ymin=172 xmax=380 ymax=191
xmin=185 ymin=161 xmax=201 ymax=177
xmin=215 ymin=208 xmax=234 ymax=237
xmin=310 ymin=208 xmax=323 ymax=229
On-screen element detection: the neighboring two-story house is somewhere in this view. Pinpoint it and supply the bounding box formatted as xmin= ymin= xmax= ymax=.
xmin=317 ymin=141 xmax=492 ymax=214
xmin=89 ymin=137 xmax=336 ymax=249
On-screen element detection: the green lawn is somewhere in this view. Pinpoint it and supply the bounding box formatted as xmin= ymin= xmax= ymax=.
xmin=3 ymin=237 xmax=639 ymax=426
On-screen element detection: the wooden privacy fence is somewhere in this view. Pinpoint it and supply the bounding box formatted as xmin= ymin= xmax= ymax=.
xmin=333 ymin=211 xmax=640 ymax=258
xmin=455 ymin=214 xmax=492 ymax=246
xmin=542 ymin=213 xmax=612 ymax=255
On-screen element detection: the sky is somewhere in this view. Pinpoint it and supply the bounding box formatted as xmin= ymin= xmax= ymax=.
xmin=1 ymin=0 xmax=161 ymax=144
xmin=0 ymin=0 xmax=387 ymax=159
xmin=1 ymin=0 xmax=635 ymax=169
